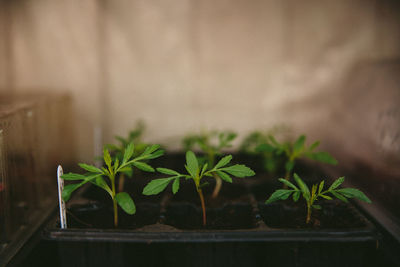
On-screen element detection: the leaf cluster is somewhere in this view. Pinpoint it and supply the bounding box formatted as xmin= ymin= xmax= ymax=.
xmin=182 ymin=130 xmax=237 ymax=165
xmin=143 ymin=151 xmax=255 ymax=196
xmin=266 ymin=174 xmax=372 ymax=209
xmin=104 ymin=122 xmax=148 ymax=177
xmin=256 ymin=135 xmax=337 ymax=174
xmin=61 ymin=143 xmax=164 ymax=215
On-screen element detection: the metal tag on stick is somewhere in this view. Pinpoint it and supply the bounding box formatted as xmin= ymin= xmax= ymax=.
xmin=57 ymin=165 xmax=67 ymax=228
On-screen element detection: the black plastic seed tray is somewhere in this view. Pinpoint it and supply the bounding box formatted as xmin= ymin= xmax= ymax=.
xmin=42 ymin=175 xmax=380 ymax=267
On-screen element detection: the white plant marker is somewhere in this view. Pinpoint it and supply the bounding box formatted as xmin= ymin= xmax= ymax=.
xmin=57 ymin=165 xmax=67 ymax=228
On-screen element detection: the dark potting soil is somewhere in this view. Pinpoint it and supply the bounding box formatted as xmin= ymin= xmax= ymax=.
xmin=259 ymin=199 xmax=367 ymax=229
xmin=64 ymin=202 xmax=160 ymax=229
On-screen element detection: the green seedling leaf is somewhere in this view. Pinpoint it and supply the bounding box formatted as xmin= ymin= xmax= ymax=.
xmin=293 ymin=191 xmax=301 ymax=202
xmin=115 ymin=192 xmax=136 ymax=215
xmin=123 ymin=142 xmax=135 ymax=163
xmin=62 ymin=183 xmax=84 ymax=201
xmin=143 ymin=177 xmax=175 ymax=195
xmin=336 ymin=188 xmax=371 ymax=203
xmin=104 ymin=149 xmax=112 ymax=169
xmin=221 ymin=164 xmax=255 ymax=177
xmin=78 ymin=163 xmax=102 ymax=174
xmin=172 ymin=177 xmax=180 ymax=194
xmin=265 ymin=189 xmax=293 ymax=204
xmin=216 ymin=171 xmax=232 ymax=183
xmin=278 ymin=178 xmax=298 ymax=190
xmin=61 ymin=173 xmax=86 ymax=180
xmin=133 ymin=162 xmax=155 ymax=172
xmin=319 ymin=194 xmax=332 ymax=200
xmin=185 ymin=151 xmax=199 ymax=178
xmin=328 ymin=176 xmax=345 ymax=191
xmin=142 ymin=144 xmax=161 ymax=156
xmin=309 ymin=141 xmax=320 ymax=151
xmin=157 ymin=168 xmax=180 ymax=176
xmin=318 ymin=180 xmax=325 ymax=194
xmin=293 ymin=173 xmax=310 ymax=200
xmin=214 ymin=155 xmax=232 ymax=169
xmin=307 ymin=151 xmax=338 ymax=165
xmin=330 ymin=191 xmax=348 ymax=203
xmin=146 ymin=149 xmax=164 ymax=159
xmin=255 ymin=143 xmax=275 ymax=153
xmin=200 ymin=163 xmax=208 ymax=177
xmin=312 ymin=204 xmax=322 ymax=210
xmin=293 ymin=135 xmax=306 ymax=153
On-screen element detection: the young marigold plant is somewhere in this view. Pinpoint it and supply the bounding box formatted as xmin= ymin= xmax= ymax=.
xmin=61 ymin=143 xmax=164 ymax=227
xmin=143 ymin=151 xmax=255 ymax=226
xmin=183 ymin=130 xmax=237 ymax=198
xmin=265 ymin=173 xmax=372 ymax=224
xmin=256 ymin=134 xmax=337 ymax=186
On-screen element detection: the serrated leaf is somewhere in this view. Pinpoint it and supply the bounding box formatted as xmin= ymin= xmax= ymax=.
xmin=62 ymin=183 xmax=84 ymax=201
xmin=293 ymin=191 xmax=301 ymax=202
xmin=133 ymin=162 xmax=155 ymax=172
xmin=185 ymin=151 xmax=199 ymax=178
xmin=294 ymin=173 xmax=310 ymax=200
xmin=336 ymin=188 xmax=371 ymax=203
xmin=216 ymin=171 xmax=232 ymax=183
xmin=221 ymin=164 xmax=255 ymax=178
xmin=328 ymin=176 xmax=345 ymax=191
xmin=318 ymin=180 xmax=325 ymax=194
xmin=285 ymin=161 xmax=295 ymax=172
xmin=294 ymin=135 xmax=306 ymax=153
xmin=255 ymin=143 xmax=275 ymax=153
xmin=143 ymin=177 xmax=175 ymax=195
xmin=61 ymin=173 xmax=86 ymax=180
xmin=278 ymin=178 xmax=298 ymax=190
xmin=319 ymin=194 xmax=332 ymax=200
xmin=157 ymin=168 xmax=180 ymax=176
xmin=330 ymin=191 xmax=348 ymax=203
xmin=114 ymin=158 xmax=120 ymax=172
xmin=214 ymin=155 xmax=232 ymax=169
xmin=265 ymin=189 xmax=293 ymax=204
xmin=172 ymin=177 xmax=180 ymax=194
xmin=142 ymin=144 xmax=161 ymax=156
xmin=104 ymin=149 xmax=112 ymax=169
xmin=307 ymin=151 xmax=338 ymax=165
xmin=78 ymin=163 xmax=102 ymax=174
xmin=200 ymin=163 xmax=208 ymax=177
xmin=115 ymin=192 xmax=136 ymax=215
xmin=146 ymin=149 xmax=164 ymax=159
xmin=123 ymin=143 xmax=135 ymax=163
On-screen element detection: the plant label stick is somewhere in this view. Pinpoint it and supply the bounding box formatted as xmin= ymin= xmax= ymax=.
xmin=57 ymin=165 xmax=67 ymax=229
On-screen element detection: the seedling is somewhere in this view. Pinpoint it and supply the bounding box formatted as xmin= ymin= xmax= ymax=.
xmin=240 ymin=130 xmax=285 ymax=174
xmin=105 ymin=122 xmax=148 ymax=192
xmin=183 ymin=130 xmax=237 ymax=198
xmin=256 ymin=135 xmax=337 ymax=185
xmin=143 ymin=151 xmax=255 ymax=226
xmin=265 ymin=173 xmax=371 ymax=224
xmin=61 ymin=143 xmax=164 ymax=227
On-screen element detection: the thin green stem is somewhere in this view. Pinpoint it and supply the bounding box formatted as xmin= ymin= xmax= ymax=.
xmin=111 ymin=175 xmax=118 ymax=227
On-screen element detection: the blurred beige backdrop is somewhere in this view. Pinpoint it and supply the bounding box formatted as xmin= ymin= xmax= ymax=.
xmin=1 ymin=0 xmax=400 ymax=166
